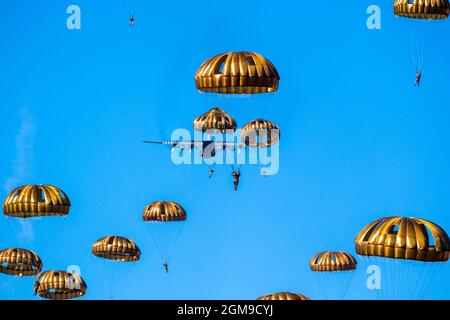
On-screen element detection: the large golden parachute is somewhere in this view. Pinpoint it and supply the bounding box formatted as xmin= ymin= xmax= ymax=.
xmin=34 ymin=270 xmax=87 ymax=300
xmin=257 ymin=292 xmax=310 ymax=300
xmin=92 ymin=236 xmax=141 ymax=262
xmin=394 ymin=0 xmax=449 ymax=20
xmin=195 ymin=52 xmax=280 ymax=94
xmin=3 ymin=184 xmax=71 ymax=218
xmin=0 ymin=248 xmax=42 ymax=276
xmin=355 ymin=216 xmax=450 ymax=262
xmin=355 ymin=216 xmax=450 ymax=299
xmin=193 ymin=108 xmax=237 ymax=133
xmin=310 ymin=251 xmax=357 ymax=272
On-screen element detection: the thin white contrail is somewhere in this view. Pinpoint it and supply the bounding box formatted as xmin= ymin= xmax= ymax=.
xmin=3 ymin=107 xmax=36 ymax=194
xmin=3 ymin=107 xmax=36 ymax=244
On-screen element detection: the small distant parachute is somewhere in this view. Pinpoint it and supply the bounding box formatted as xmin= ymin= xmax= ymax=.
xmin=240 ymin=119 xmax=280 ymax=148
xmin=2 ymin=184 xmax=71 ymax=260
xmin=0 ymin=248 xmax=42 ymax=299
xmin=193 ymin=107 xmax=239 ymax=173
xmin=34 ymin=270 xmax=87 ymax=300
xmin=257 ymin=292 xmax=310 ymax=301
xmin=92 ymin=236 xmax=141 ymax=299
xmin=309 ymin=251 xmax=357 ymax=300
xmin=194 ymin=107 xmax=237 ymax=134
xmin=142 ymin=201 xmax=186 ymax=273
xmin=355 ymin=216 xmax=450 ymax=299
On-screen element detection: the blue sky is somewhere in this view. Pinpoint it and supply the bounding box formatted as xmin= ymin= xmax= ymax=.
xmin=1 ymin=0 xmax=450 ymax=300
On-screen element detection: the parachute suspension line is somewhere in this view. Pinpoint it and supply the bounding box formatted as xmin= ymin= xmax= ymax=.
xmin=409 ymin=36 xmax=420 ymax=71
xmin=165 ymin=222 xmax=185 ymax=262
xmin=95 ymin=258 xmax=113 ymax=299
xmin=410 ymin=262 xmax=424 ymax=299
xmin=6 ymin=218 xmax=26 ymax=249
xmin=409 ymin=22 xmax=445 ymax=72
xmin=384 ymin=258 xmax=393 ymax=300
xmin=95 ymin=258 xmax=131 ymax=299
xmin=6 ymin=217 xmax=65 ymax=261
xmin=420 ymin=22 xmax=445 ymax=72
xmin=403 ymin=260 xmax=414 ymax=299
xmin=147 ymin=223 xmax=166 ymax=263
xmin=312 ymin=272 xmax=328 ymax=299
xmin=41 ymin=217 xmax=65 ymax=263
xmin=124 ymin=0 xmax=140 ymax=16
xmin=146 ymin=221 xmax=185 ymax=271
xmin=417 ymin=262 xmax=442 ymax=299
xmin=371 ymin=256 xmax=387 ymax=300
xmin=374 ymin=258 xmax=442 ymax=300
xmin=341 ymin=270 xmax=355 ymax=299
xmin=404 ymin=261 xmax=415 ymax=299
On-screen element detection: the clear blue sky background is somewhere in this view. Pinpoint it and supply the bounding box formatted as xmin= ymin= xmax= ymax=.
xmin=1 ymin=0 xmax=450 ymax=300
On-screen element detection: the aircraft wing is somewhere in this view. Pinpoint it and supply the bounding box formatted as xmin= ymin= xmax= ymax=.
xmin=213 ymin=141 xmax=246 ymax=150
xmin=143 ymin=140 xmax=245 ymax=150
xmin=143 ymin=140 xmax=202 ymax=149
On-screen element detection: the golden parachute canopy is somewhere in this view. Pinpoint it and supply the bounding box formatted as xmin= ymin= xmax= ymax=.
xmin=195 ymin=52 xmax=280 ymax=94
xmin=143 ymin=201 xmax=187 ymax=222
xmin=240 ymin=119 xmax=280 ymax=148
xmin=355 ymin=216 xmax=450 ymax=262
xmin=394 ymin=0 xmax=449 ymax=19
xmin=257 ymin=292 xmax=310 ymax=301
xmin=310 ymin=251 xmax=357 ymax=272
xmin=193 ymin=108 xmax=237 ymax=133
xmin=0 ymin=248 xmax=43 ymax=276
xmin=2 ymin=184 xmax=71 ymax=218
xmin=34 ymin=270 xmax=87 ymax=300
xmin=92 ymin=236 xmax=141 ymax=262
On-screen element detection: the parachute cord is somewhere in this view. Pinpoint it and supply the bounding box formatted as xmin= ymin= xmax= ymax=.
xmin=381 ymin=258 xmax=388 ymax=300
xmin=341 ymin=270 xmax=355 ymax=300
xmin=6 ymin=218 xmax=26 ymax=248
xmin=124 ymin=0 xmax=131 ymax=15
xmin=165 ymin=222 xmax=186 ymax=263
xmin=147 ymin=223 xmax=166 ymax=264
xmin=420 ymin=22 xmax=445 ymax=72
xmin=124 ymin=0 xmax=140 ymax=17
xmin=95 ymin=258 xmax=113 ymax=299
xmin=409 ymin=36 xmax=419 ymax=72
xmin=312 ymin=272 xmax=328 ymax=300
xmin=402 ymin=260 xmax=413 ymax=299
xmin=417 ymin=262 xmax=441 ymax=299
xmin=41 ymin=217 xmax=65 ymax=263
xmin=414 ymin=261 xmax=430 ymax=299
xmin=164 ymin=223 xmax=169 ymax=263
